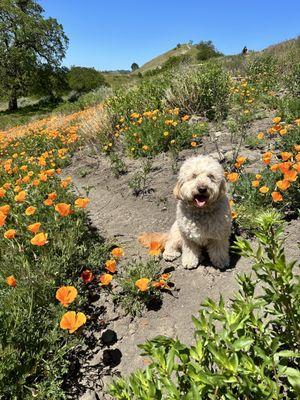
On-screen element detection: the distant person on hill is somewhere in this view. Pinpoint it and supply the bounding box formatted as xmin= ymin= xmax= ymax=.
xmin=242 ymin=46 xmax=248 ymax=55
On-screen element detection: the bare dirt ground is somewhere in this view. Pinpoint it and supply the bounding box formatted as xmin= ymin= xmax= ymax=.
xmin=64 ymin=125 xmax=300 ymax=399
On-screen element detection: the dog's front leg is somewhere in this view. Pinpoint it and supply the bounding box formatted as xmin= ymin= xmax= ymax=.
xmin=181 ymin=236 xmax=201 ymax=269
xmin=207 ymin=238 xmax=230 ymax=270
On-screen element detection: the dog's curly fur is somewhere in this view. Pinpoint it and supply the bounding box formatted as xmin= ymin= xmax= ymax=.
xmin=163 ymin=155 xmax=232 ymax=269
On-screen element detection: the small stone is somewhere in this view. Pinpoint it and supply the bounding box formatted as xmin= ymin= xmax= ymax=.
xmin=79 ymin=389 xmax=97 ymax=400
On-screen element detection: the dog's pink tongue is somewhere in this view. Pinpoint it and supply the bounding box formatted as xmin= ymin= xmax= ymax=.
xmin=194 ymin=195 xmax=207 ymax=208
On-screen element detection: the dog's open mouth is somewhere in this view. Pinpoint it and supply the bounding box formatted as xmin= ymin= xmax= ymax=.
xmin=194 ymin=194 xmax=208 ymax=208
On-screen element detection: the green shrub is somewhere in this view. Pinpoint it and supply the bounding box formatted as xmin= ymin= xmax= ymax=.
xmin=114 ymin=258 xmax=170 ymax=316
xmin=164 ymin=63 xmax=231 ymax=120
xmin=109 ymin=212 xmax=300 ymax=399
xmin=284 ymin=62 xmax=300 ymax=97
xmin=196 ymin=40 xmax=223 ymax=61
xmin=68 ymin=66 xmax=108 ymax=93
xmin=229 ymin=124 xmax=300 ymax=230
xmin=106 ymin=74 xmax=172 ymax=120
xmin=75 ymin=86 xmax=113 ymax=108
xmin=0 ymin=122 xmax=109 ymax=398
xmin=144 ymin=55 xmax=193 ymax=78
xmin=110 ymin=109 xmax=206 ymax=158
xmin=246 ymin=54 xmax=278 ymax=91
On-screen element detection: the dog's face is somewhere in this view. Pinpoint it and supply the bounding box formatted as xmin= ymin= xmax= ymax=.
xmin=174 ymin=156 xmax=226 ymax=209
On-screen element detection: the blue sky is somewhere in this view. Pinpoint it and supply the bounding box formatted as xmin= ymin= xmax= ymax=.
xmin=39 ymin=0 xmax=300 ymax=71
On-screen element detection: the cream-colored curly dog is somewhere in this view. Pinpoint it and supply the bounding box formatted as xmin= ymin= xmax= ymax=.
xmin=163 ymin=155 xmax=232 ymax=269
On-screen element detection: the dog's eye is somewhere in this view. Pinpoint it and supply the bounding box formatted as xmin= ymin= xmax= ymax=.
xmin=191 ymin=173 xmax=197 ymax=179
xmin=208 ymin=174 xmax=215 ymax=181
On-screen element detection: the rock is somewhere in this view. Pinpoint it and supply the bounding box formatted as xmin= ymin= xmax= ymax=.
xmin=79 ymin=390 xmax=97 ymax=400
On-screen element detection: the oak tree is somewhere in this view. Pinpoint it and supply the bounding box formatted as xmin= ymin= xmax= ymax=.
xmin=0 ymin=0 xmax=68 ymax=110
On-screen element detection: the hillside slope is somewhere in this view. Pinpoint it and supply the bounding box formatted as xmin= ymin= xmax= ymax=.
xmin=133 ymin=43 xmax=199 ymax=74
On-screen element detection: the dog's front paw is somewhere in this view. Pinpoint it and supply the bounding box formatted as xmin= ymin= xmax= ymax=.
xmin=163 ymin=250 xmax=181 ymax=262
xmin=181 ymin=253 xmax=199 ymax=269
xmin=211 ymin=255 xmax=230 ymax=270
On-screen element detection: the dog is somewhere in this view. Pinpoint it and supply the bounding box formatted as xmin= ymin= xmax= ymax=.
xmin=162 ymin=155 xmax=232 ymax=269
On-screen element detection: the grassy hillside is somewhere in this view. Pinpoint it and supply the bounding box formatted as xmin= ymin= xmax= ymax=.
xmin=132 ymin=37 xmax=299 ymax=77
xmin=133 ymin=43 xmax=199 ymax=74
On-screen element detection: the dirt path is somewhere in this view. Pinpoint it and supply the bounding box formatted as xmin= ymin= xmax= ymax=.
xmin=64 ymin=135 xmax=300 ymax=399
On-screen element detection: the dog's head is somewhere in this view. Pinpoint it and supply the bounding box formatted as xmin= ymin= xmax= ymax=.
xmin=174 ymin=155 xmax=226 ymax=210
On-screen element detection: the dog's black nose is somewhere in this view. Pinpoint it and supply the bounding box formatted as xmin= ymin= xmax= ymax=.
xmin=198 ymin=187 xmax=207 ymax=194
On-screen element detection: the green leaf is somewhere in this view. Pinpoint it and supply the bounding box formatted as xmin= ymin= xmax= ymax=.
xmin=232 ymin=338 xmax=254 ymax=351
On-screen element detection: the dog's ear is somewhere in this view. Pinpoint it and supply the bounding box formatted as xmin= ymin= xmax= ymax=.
xmin=173 ymin=181 xmax=183 ymax=200
xmin=220 ymin=178 xmax=227 ymax=195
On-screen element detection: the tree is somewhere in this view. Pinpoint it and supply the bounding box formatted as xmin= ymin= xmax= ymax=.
xmin=131 ymin=62 xmax=139 ymax=71
xmin=196 ymin=40 xmax=223 ymax=62
xmin=29 ymin=65 xmax=70 ymax=100
xmin=67 ymin=66 xmax=108 ymax=93
xmin=0 ymin=0 xmax=68 ymax=110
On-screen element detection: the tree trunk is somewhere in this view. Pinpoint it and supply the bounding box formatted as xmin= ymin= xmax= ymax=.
xmin=8 ymin=96 xmax=18 ymax=111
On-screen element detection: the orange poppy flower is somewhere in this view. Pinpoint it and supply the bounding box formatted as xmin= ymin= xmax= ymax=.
xmin=273 ymin=124 xmax=282 ymax=131
xmin=191 ymin=141 xmax=197 ymax=147
xmin=293 ymin=162 xmax=300 ymax=173
xmin=284 ymin=170 xmax=298 ymax=182
xmin=55 ymin=203 xmax=71 ymax=217
xmin=279 ymin=128 xmax=287 ymax=135
xmin=161 ymin=273 xmax=171 ymax=281
xmin=268 ymin=127 xmax=277 ymax=135
xmin=182 ymin=115 xmax=190 ymax=121
xmin=252 ymin=180 xmax=260 ymax=188
xmin=272 ymin=117 xmax=281 ymax=124
xmin=235 ymin=156 xmax=247 ymax=168
xmin=25 ymin=206 xmax=36 ymax=216
xmin=257 ymin=132 xmax=264 ymax=139
xmin=39 ymin=174 xmax=47 ymax=182
xmin=148 ymin=241 xmax=162 ymax=256
xmin=75 ymin=198 xmax=90 ymax=208
xmin=152 ymin=280 xmax=170 ymax=289
xmin=262 ymin=152 xmax=272 ymax=165
xmin=100 ymin=273 xmax=113 ymax=286
xmin=60 ymin=177 xmax=72 ymax=188
xmin=281 ymin=152 xmax=293 ymax=161
xmin=111 ymin=247 xmax=124 ymax=258
xmin=105 ymin=259 xmax=117 ymax=273
xmin=60 ymin=311 xmax=86 ymax=333
xmin=276 ymin=180 xmax=290 ymax=191
xmin=81 ymin=270 xmax=93 ymax=283
xmin=278 ymin=162 xmax=292 ymax=174
xmin=259 ymin=186 xmax=269 ymax=194
xmin=44 ymin=198 xmax=53 ymax=206
xmin=0 ymin=188 xmax=6 ymax=198
xmin=6 ymin=275 xmax=17 ymax=287
xmin=294 ymin=145 xmax=300 ymax=152
xmin=0 ymin=205 xmax=10 ymax=215
xmin=227 ymin=172 xmax=239 ymax=183
xmin=135 ymin=278 xmax=150 ymax=292
xmin=31 ymin=232 xmax=48 ymax=246
xmin=48 ymin=192 xmax=57 ymax=201
xmin=15 ymin=190 xmax=26 ymax=202
xmin=56 ymin=286 xmax=78 ymax=307
xmin=270 ymin=164 xmax=279 ymax=172
xmin=28 ymin=222 xmax=41 ymax=234
xmin=255 ymin=174 xmax=262 ymax=180
xmin=271 ymin=192 xmax=283 ymax=202
xmin=4 ymin=229 xmax=16 ymax=239
xmin=0 ymin=212 xmax=6 ymax=227
xmin=3 ymin=183 xmax=11 ymax=190
xmin=32 ymin=179 xmax=40 ymax=186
